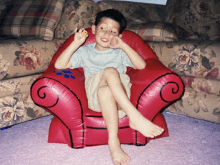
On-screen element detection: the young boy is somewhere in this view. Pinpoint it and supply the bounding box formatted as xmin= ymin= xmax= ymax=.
xmin=55 ymin=9 xmax=164 ymax=165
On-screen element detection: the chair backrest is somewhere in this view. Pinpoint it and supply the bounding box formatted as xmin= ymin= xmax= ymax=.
xmin=50 ymin=28 xmax=158 ymax=66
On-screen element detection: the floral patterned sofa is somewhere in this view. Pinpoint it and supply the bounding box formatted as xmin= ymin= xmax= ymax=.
xmin=1 ymin=0 xmax=220 ymax=129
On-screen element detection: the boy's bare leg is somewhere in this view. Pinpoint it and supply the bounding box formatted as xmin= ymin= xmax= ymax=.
xmin=98 ymin=85 xmax=130 ymax=165
xmin=99 ymin=68 xmax=164 ymax=138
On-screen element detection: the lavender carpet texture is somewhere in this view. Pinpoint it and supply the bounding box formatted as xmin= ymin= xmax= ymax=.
xmin=1 ymin=112 xmax=220 ymax=165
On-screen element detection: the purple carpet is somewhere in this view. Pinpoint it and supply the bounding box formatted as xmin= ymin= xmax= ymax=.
xmin=1 ymin=112 xmax=220 ymax=165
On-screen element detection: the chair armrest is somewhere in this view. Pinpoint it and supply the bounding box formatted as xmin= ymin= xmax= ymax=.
xmin=128 ymin=58 xmax=184 ymax=121
xmin=128 ymin=58 xmax=171 ymax=84
xmin=31 ymin=66 xmax=87 ymax=128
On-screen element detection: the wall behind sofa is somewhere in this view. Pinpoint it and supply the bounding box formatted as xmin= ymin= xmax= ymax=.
xmin=93 ymin=0 xmax=167 ymax=5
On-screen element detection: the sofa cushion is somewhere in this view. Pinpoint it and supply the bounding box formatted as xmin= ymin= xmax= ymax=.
xmin=165 ymin=0 xmax=220 ymax=40
xmin=147 ymin=41 xmax=220 ymax=81
xmin=180 ymin=75 xmax=220 ymax=96
xmin=97 ymin=1 xmax=166 ymax=25
xmin=0 ymin=0 xmax=65 ymax=41
xmin=0 ymin=39 xmax=65 ymax=81
xmin=127 ymin=22 xmax=178 ymax=41
xmin=0 ymin=73 xmax=50 ymax=128
xmin=0 ymin=74 xmax=41 ymax=98
xmin=54 ymin=0 xmax=99 ymax=39
xmin=166 ymin=88 xmax=220 ymax=123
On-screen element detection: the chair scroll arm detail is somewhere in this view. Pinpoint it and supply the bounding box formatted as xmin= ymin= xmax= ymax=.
xmin=31 ymin=67 xmax=87 ymax=148
xmin=128 ymin=59 xmax=184 ymax=117
xmin=128 ymin=58 xmax=185 ymax=121
xmin=127 ymin=58 xmax=184 ymax=145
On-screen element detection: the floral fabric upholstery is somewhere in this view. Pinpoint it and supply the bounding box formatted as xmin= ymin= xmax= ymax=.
xmin=1 ymin=0 xmax=220 ymax=128
xmin=165 ymin=0 xmax=220 ymax=40
xmin=147 ymin=41 xmax=220 ymax=123
xmin=0 ymin=39 xmax=65 ymax=128
xmin=54 ymin=0 xmax=167 ymax=40
xmin=180 ymin=75 xmax=220 ymax=96
xmin=0 ymin=0 xmax=65 ymax=41
xmin=0 ymin=39 xmax=64 ymax=81
xmin=55 ymin=0 xmax=99 ymax=39
xmin=149 ymin=41 xmax=220 ymax=80
xmin=0 ymin=74 xmax=50 ymax=128
xmin=166 ymin=88 xmax=220 ymax=123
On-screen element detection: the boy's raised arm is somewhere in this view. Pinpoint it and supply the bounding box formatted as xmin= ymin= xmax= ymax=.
xmin=120 ymin=43 xmax=146 ymax=70
xmin=54 ymin=28 xmax=88 ymax=69
xmin=110 ymin=36 xmax=146 ymax=70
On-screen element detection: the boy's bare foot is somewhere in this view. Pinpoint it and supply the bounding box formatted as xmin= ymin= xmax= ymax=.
xmin=129 ymin=112 xmax=164 ymax=138
xmin=108 ymin=139 xmax=130 ymax=165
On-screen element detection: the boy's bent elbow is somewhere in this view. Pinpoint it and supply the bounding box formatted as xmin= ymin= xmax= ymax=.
xmin=54 ymin=62 xmax=66 ymax=70
xmin=54 ymin=62 xmax=61 ymax=69
xmin=137 ymin=62 xmax=146 ymax=70
xmin=54 ymin=60 xmax=72 ymax=69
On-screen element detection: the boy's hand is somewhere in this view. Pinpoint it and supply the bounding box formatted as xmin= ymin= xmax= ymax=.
xmin=73 ymin=28 xmax=88 ymax=46
xmin=109 ymin=36 xmax=124 ymax=49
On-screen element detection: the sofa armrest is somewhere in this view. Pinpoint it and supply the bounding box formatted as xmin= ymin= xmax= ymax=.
xmin=128 ymin=58 xmax=184 ymax=121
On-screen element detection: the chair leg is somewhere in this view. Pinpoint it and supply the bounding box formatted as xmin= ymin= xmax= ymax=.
xmin=48 ymin=113 xmax=168 ymax=147
xmin=48 ymin=116 xmax=86 ymax=148
xmin=48 ymin=116 xmax=71 ymax=146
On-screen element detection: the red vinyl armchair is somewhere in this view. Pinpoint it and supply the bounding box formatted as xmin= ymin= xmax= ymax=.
xmin=31 ymin=28 xmax=184 ymax=148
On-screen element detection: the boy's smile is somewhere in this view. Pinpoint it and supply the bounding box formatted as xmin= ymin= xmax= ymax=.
xmin=92 ymin=17 xmax=122 ymax=51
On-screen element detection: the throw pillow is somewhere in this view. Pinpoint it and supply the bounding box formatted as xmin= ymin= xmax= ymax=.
xmin=127 ymin=22 xmax=178 ymax=42
xmin=0 ymin=0 xmax=11 ymax=16
xmin=54 ymin=0 xmax=99 ymax=39
xmin=0 ymin=0 xmax=65 ymax=41
xmin=165 ymin=0 xmax=220 ymax=40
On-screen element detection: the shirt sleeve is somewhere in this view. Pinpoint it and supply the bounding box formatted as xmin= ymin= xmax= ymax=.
xmin=120 ymin=50 xmax=134 ymax=68
xmin=70 ymin=46 xmax=84 ymax=69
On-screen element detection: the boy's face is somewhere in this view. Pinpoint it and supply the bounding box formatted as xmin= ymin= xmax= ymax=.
xmin=92 ymin=17 xmax=122 ymax=51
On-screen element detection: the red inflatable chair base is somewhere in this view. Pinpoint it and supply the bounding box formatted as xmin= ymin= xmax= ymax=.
xmin=31 ymin=28 xmax=184 ymax=149
xmin=48 ymin=111 xmax=169 ymax=148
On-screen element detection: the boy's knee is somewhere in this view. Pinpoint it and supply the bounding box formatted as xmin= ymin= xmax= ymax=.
xmin=103 ymin=67 xmax=119 ymax=76
xmin=97 ymin=85 xmax=112 ymax=98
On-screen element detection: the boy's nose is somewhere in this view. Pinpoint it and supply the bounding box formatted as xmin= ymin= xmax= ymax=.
xmin=104 ymin=30 xmax=111 ymax=35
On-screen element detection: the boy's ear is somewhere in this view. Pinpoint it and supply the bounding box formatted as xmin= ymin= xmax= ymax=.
xmin=119 ymin=34 xmax=122 ymax=38
xmin=92 ymin=25 xmax=96 ymax=34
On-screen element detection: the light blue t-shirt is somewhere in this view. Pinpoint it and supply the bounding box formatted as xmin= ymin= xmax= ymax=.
xmin=70 ymin=43 xmax=133 ymax=78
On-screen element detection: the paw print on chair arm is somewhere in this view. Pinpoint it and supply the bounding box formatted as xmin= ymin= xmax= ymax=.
xmin=53 ymin=69 xmax=75 ymax=79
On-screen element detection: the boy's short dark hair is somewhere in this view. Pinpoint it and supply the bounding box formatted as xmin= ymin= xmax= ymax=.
xmin=94 ymin=9 xmax=127 ymax=34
